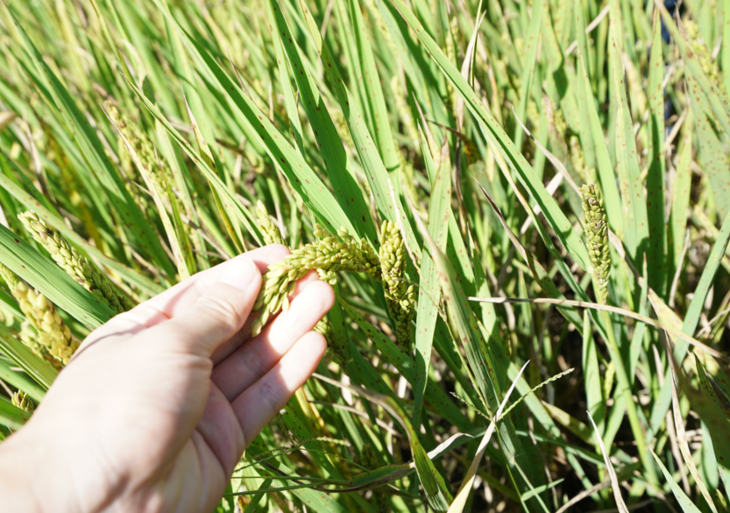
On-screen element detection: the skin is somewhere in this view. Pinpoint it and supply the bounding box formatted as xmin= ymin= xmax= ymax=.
xmin=0 ymin=245 xmax=334 ymax=513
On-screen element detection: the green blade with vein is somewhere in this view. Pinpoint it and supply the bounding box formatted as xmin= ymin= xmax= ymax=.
xmin=0 ymin=395 xmax=29 ymax=430
xmin=0 ymin=4 xmax=175 ymax=279
xmin=0 ymin=326 xmax=58 ymax=390
xmin=413 ymin=131 xmax=450 ymax=425
xmin=513 ymin=0 xmax=542 ymax=150
xmin=0 ymin=357 xmax=46 ymax=402
xmin=0 ymin=224 xmax=114 ymax=328
xmin=725 ymin=0 xmax=730 ymax=97
xmin=651 ymin=450 xmax=702 ymax=513
xmin=265 ymin=0 xmax=304 ymax=154
xmin=0 ymin=152 xmax=164 ymax=296
xmin=148 ymin=7 xmax=355 ymax=237
xmin=266 ymin=0 xmax=377 ymax=243
xmin=297 ymin=0 xmax=420 ymax=256
xmin=348 ymin=0 xmax=400 ymax=174
xmin=607 ymin=18 xmax=648 ymax=266
xmin=576 ymin=47 xmax=622 ymax=234
xmin=646 ymin=11 xmax=667 ymax=293
xmin=571 ymin=5 xmax=595 ymax=172
xmin=389 ymin=0 xmax=591 ymax=272
xmin=688 ymin=73 xmax=730 ymax=221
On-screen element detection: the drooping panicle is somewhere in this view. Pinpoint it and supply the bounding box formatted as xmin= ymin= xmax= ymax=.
xmin=12 ymin=391 xmax=34 ymax=414
xmin=256 ymin=201 xmax=286 ymax=246
xmin=379 ymin=221 xmax=415 ymax=349
xmin=255 ymin=210 xmax=338 ymax=360
xmin=581 ymin=184 xmax=611 ymax=304
xmin=19 ymin=212 xmax=135 ymax=314
xmin=0 ymin=263 xmax=78 ymax=367
xmin=252 ymin=225 xmax=380 ymax=336
xmin=105 ymin=102 xmax=171 ymax=197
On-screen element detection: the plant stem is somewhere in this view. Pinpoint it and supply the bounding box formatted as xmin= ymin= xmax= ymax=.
xmin=600 ymin=310 xmax=659 ymax=487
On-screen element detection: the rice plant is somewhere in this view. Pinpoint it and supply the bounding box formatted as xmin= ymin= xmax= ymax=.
xmin=0 ymin=0 xmax=729 ymax=511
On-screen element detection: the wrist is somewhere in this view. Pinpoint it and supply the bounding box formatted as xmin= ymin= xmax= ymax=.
xmin=0 ymin=422 xmax=51 ymax=513
xmin=1 ymin=408 xmax=132 ymax=513
xmin=0 ymin=416 xmax=104 ymax=513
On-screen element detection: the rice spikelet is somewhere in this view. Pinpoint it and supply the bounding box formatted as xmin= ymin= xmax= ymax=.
xmin=0 ymin=263 xmax=78 ymax=367
xmin=19 ymin=212 xmax=135 ymax=314
xmin=252 ymin=225 xmax=380 ymax=336
xmin=379 ymin=221 xmax=415 ymax=349
xmin=581 ymin=184 xmax=611 ymax=304
xmin=256 ymin=201 xmax=286 ymax=246
xmin=11 ymin=391 xmax=34 ymax=414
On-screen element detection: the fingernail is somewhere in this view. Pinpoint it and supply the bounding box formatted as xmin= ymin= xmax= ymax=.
xmin=221 ymin=258 xmax=259 ymax=291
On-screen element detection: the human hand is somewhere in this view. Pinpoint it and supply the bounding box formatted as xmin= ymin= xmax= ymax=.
xmin=0 ymin=245 xmax=334 ymax=513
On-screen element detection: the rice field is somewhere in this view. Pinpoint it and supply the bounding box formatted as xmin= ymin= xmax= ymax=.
xmin=1 ymin=0 xmax=730 ymax=511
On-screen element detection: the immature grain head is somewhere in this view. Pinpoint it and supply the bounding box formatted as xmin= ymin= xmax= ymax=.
xmin=251 ymin=225 xmax=380 ymax=336
xmin=581 ymin=184 xmax=611 ymax=304
xmin=0 ymin=263 xmax=78 ymax=367
xmin=11 ymin=391 xmax=34 ymax=414
xmin=19 ymin=212 xmax=134 ymax=314
xmin=254 ymin=214 xmax=339 ymax=361
xmin=105 ymin=102 xmax=171 ymax=195
xmin=379 ymin=221 xmax=415 ymax=349
xmin=256 ymin=201 xmax=286 ymax=246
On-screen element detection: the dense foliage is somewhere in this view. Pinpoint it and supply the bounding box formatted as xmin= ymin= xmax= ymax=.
xmin=0 ymin=0 xmax=730 ymax=511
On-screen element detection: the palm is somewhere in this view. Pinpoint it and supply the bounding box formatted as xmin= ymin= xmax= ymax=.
xmin=27 ymin=246 xmax=333 ymax=513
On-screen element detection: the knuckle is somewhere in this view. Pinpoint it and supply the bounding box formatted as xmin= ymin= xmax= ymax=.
xmin=197 ymin=293 xmax=244 ymax=331
xmin=235 ymin=342 xmax=268 ymax=378
xmin=256 ymin=378 xmax=283 ymax=412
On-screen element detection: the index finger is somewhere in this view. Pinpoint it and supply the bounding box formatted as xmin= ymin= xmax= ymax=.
xmin=85 ymin=245 xmax=290 ymax=342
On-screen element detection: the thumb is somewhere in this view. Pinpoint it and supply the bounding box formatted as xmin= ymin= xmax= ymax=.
xmin=154 ymin=258 xmax=261 ymax=357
